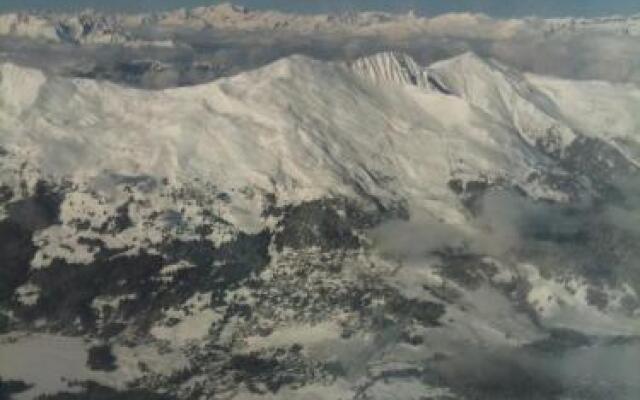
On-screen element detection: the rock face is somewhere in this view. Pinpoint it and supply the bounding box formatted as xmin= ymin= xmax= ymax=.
xmin=1 ymin=51 xmax=640 ymax=400
xmin=348 ymin=52 xmax=449 ymax=92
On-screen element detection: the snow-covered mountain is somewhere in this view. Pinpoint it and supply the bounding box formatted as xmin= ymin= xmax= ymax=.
xmin=0 ymin=12 xmax=129 ymax=44
xmin=1 ymin=50 xmax=640 ymax=400
xmin=3 ymin=3 xmax=640 ymax=47
xmin=0 ymin=5 xmax=522 ymax=44
xmin=4 ymin=3 xmax=640 ymax=98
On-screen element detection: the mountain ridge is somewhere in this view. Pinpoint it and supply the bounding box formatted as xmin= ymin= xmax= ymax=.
xmin=2 ymin=51 xmax=639 ymax=201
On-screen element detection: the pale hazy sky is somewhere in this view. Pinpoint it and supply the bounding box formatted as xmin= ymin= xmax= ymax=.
xmin=2 ymin=0 xmax=640 ymax=17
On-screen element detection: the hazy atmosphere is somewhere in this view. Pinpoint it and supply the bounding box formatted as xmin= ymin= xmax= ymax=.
xmin=2 ymin=0 xmax=640 ymax=17
xmin=1 ymin=1 xmax=640 ymax=400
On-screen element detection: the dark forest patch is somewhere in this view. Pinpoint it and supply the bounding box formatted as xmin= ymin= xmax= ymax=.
xmin=87 ymin=344 xmax=118 ymax=371
xmin=271 ymin=200 xmax=362 ymax=252
xmin=269 ymin=198 xmax=406 ymax=252
xmin=0 ymin=180 xmax=64 ymax=306
xmin=0 ymin=377 xmax=33 ymax=400
xmin=22 ymin=252 xmax=164 ymax=332
xmin=15 ymin=228 xmax=271 ymax=335
xmin=35 ymin=381 xmax=173 ymax=400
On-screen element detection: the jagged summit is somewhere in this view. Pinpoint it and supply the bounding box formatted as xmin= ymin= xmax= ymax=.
xmin=190 ymin=2 xmax=249 ymax=16
xmin=348 ymin=52 xmax=450 ymax=93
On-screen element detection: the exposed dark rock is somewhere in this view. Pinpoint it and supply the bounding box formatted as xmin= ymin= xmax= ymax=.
xmin=535 ymin=129 xmax=565 ymax=158
xmin=447 ymin=178 xmax=498 ymax=213
xmin=428 ymin=75 xmax=453 ymax=95
xmin=526 ymin=170 xmax=585 ymax=203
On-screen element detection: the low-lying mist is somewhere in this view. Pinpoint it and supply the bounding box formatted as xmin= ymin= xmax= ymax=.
xmin=369 ymin=180 xmax=640 ymax=399
xmin=3 ymin=10 xmax=640 ymax=88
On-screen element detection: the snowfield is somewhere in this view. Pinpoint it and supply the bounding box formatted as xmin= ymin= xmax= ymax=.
xmin=2 ymin=51 xmax=638 ymax=212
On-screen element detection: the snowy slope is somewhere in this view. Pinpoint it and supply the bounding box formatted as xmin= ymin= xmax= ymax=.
xmin=428 ymin=53 xmax=578 ymax=155
xmin=0 ymin=53 xmax=558 ymax=224
xmin=4 ymin=50 xmax=637 ymax=208
xmin=526 ymin=73 xmax=640 ymax=164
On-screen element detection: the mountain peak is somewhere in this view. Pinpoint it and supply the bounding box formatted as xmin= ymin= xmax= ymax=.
xmin=349 ymin=51 xmax=450 ymax=92
xmin=430 ymin=51 xmax=493 ymax=73
xmin=428 ymin=52 xmax=578 ymax=153
xmin=428 ymin=51 xmax=525 ymax=99
xmin=191 ymin=3 xmax=250 ymax=17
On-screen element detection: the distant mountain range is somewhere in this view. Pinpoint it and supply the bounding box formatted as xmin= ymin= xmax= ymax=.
xmin=1 ymin=3 xmax=640 ymax=45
